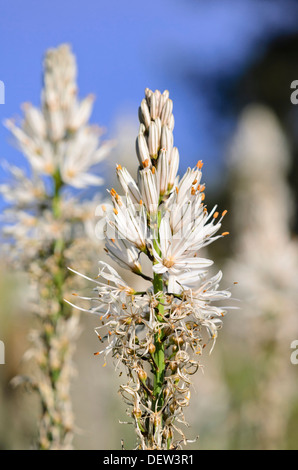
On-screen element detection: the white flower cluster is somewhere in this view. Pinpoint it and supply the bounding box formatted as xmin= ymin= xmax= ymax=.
xmin=5 ymin=44 xmax=112 ymax=189
xmin=1 ymin=44 xmax=112 ymax=450
xmin=1 ymin=44 xmax=112 ymax=264
xmin=74 ymin=88 xmax=231 ymax=449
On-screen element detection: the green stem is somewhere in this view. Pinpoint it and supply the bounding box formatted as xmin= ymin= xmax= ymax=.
xmin=37 ymin=168 xmax=73 ymax=448
xmin=152 ymin=210 xmax=166 ymax=411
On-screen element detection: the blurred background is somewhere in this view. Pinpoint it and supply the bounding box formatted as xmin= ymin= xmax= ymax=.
xmin=1 ymin=0 xmax=298 ymax=450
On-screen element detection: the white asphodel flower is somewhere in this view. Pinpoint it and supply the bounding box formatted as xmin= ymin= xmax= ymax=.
xmin=1 ymin=44 xmax=113 ymax=450
xmin=152 ymin=214 xmax=213 ymax=274
xmin=4 ymin=44 xmax=114 ymax=189
xmin=72 ymin=88 xmax=231 ymax=450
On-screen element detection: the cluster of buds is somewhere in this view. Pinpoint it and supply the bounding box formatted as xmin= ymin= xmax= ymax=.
xmin=72 ymin=88 xmax=231 ymax=449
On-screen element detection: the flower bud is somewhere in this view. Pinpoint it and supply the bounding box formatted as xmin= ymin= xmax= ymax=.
xmin=139 ymin=99 xmax=151 ymax=128
xmin=148 ymin=122 xmax=159 ymax=159
xmin=133 ymin=408 xmax=142 ymax=419
xmin=138 ymin=369 xmax=147 ymax=381
xmin=136 ymin=133 xmax=150 ymax=166
xmin=160 ymin=99 xmax=173 ymax=126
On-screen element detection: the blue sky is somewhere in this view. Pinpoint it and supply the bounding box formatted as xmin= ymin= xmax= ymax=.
xmin=1 ymin=0 xmax=298 ymax=193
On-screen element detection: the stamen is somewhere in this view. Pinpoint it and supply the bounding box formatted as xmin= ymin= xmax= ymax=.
xmin=196 ymin=160 xmax=203 ymax=169
xmin=222 ymin=210 xmax=228 ymax=217
xmin=221 ymin=232 xmax=229 ymax=236
xmin=213 ymin=212 xmax=219 ymax=219
xmin=163 ymin=257 xmax=175 ymax=268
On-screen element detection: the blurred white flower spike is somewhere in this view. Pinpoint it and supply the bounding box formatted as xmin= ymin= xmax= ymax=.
xmin=1 ymin=44 xmax=112 ymax=450
xmin=5 ymin=44 xmax=113 ymax=189
xmin=73 ymin=88 xmax=231 ymax=450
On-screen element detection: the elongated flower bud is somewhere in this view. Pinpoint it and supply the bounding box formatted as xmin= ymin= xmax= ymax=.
xmin=148 ymin=122 xmax=159 ymax=159
xmin=139 ymin=168 xmax=159 ymax=214
xmin=160 ymin=99 xmax=173 ymax=127
xmin=116 ymin=165 xmax=141 ymax=204
xmin=168 ymin=147 xmax=179 ymax=189
xmin=156 ymin=149 xmax=169 ymax=196
xmin=139 ymin=98 xmax=151 ymax=128
xmin=161 ymin=125 xmax=173 ymax=156
xmin=136 ymin=133 xmax=151 ymax=166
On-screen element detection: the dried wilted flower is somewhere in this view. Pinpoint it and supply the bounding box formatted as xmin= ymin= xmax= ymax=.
xmin=71 ymin=88 xmax=231 ymax=449
xmin=1 ymin=44 xmax=112 ymax=449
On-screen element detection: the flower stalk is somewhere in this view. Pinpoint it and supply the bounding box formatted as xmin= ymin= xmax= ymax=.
xmin=2 ymin=44 xmax=112 ymax=449
xmin=73 ymin=88 xmax=231 ymax=449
